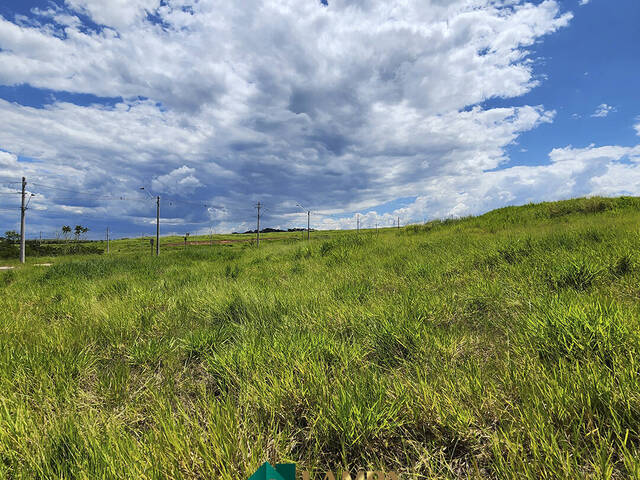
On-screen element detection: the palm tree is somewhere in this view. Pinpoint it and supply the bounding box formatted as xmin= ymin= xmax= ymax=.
xmin=74 ymin=225 xmax=89 ymax=242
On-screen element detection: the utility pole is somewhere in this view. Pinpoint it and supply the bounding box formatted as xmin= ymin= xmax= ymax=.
xmin=255 ymin=202 xmax=261 ymax=247
xmin=19 ymin=177 xmax=26 ymax=264
xmin=155 ymin=196 xmax=160 ymax=256
xmin=357 ymin=214 xmax=360 ymax=233
xmin=106 ymin=226 xmax=110 ymax=253
xmin=210 ymin=228 xmax=213 ymax=247
xmin=397 ymin=216 xmax=400 ymax=230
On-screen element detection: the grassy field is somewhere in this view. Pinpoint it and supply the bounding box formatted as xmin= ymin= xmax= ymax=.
xmin=1 ymin=196 xmax=640 ymax=479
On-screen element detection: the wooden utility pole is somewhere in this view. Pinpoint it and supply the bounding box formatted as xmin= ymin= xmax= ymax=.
xmin=255 ymin=202 xmax=261 ymax=247
xmin=155 ymin=196 xmax=160 ymax=256
xmin=19 ymin=177 xmax=26 ymax=264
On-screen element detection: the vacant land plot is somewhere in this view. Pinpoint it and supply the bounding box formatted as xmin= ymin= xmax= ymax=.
xmin=1 ymin=196 xmax=639 ymax=479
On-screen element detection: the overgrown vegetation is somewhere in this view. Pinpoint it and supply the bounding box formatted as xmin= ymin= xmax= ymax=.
xmin=0 ymin=229 xmax=103 ymax=259
xmin=1 ymin=196 xmax=640 ymax=479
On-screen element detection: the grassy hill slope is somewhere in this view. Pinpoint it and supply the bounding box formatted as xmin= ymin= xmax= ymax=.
xmin=1 ymin=196 xmax=640 ymax=479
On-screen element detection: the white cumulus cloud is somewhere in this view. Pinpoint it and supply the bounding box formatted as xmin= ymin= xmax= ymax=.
xmin=591 ymin=104 xmax=616 ymax=118
xmin=319 ymin=141 xmax=640 ymax=229
xmin=151 ymin=166 xmax=203 ymax=196
xmin=0 ymin=0 xmax=583 ymax=235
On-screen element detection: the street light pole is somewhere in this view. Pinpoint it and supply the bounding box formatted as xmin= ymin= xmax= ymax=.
xmin=296 ymin=203 xmax=311 ymax=241
xmin=140 ymin=187 xmax=160 ymax=256
xmin=156 ymin=195 xmax=160 ymax=256
xmin=255 ymin=202 xmax=261 ymax=247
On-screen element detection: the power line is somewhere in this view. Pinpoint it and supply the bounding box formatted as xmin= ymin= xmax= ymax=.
xmin=2 ymin=176 xmax=343 ymax=238
xmin=11 ymin=179 xmax=227 ymax=211
xmin=30 ymin=182 xmax=132 ymax=199
xmin=163 ymin=198 xmax=226 ymax=209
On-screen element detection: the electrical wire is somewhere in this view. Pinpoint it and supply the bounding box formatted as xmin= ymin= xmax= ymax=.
xmin=29 ymin=184 xmax=223 ymax=209
xmin=30 ymin=182 xmax=132 ymax=200
xmin=0 ymin=181 xmax=237 ymax=234
xmin=9 ymin=181 xmax=224 ymax=209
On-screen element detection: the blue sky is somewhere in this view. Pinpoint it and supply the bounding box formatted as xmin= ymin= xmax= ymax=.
xmin=488 ymin=0 xmax=640 ymax=167
xmin=0 ymin=0 xmax=639 ymax=238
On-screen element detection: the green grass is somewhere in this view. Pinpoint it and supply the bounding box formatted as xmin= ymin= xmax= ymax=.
xmin=1 ymin=196 xmax=640 ymax=479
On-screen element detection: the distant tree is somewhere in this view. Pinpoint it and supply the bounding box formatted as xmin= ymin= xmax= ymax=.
xmin=74 ymin=225 xmax=89 ymax=242
xmin=3 ymin=230 xmax=19 ymax=244
xmin=0 ymin=231 xmax=20 ymax=258
xmin=62 ymin=225 xmax=71 ymax=242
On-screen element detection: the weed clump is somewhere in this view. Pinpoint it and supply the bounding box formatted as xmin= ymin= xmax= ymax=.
xmin=319 ymin=235 xmax=364 ymax=265
xmin=293 ymin=246 xmax=313 ymax=260
xmin=610 ymin=253 xmax=635 ymax=277
xmin=497 ymin=237 xmax=534 ymax=264
xmin=224 ymin=264 xmax=241 ymax=279
xmin=180 ymin=326 xmax=234 ymax=362
xmin=370 ymin=319 xmax=417 ymax=368
xmin=332 ymin=278 xmax=373 ymax=304
xmin=547 ymin=260 xmax=602 ymax=291
xmin=520 ymin=301 xmax=636 ymax=366
xmin=0 ymin=269 xmax=15 ymax=287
